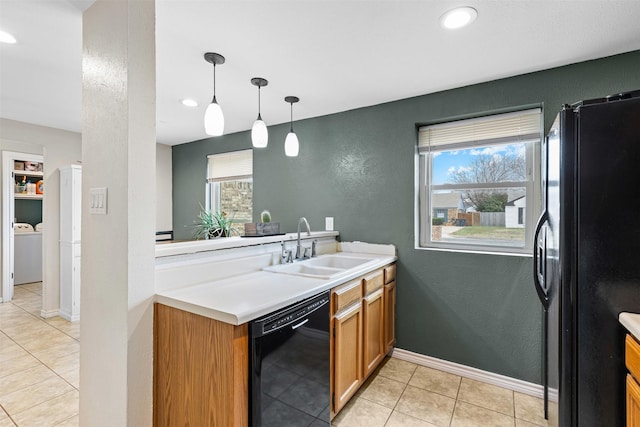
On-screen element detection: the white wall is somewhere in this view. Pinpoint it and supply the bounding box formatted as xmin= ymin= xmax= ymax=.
xmin=505 ymin=197 xmax=526 ymax=229
xmin=81 ymin=0 xmax=155 ymax=424
xmin=0 ymin=118 xmax=82 ymax=314
xmin=156 ymin=143 xmax=172 ymax=233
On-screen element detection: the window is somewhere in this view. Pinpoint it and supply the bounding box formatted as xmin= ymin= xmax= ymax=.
xmin=518 ymin=207 xmax=524 ymax=225
xmin=206 ymin=150 xmax=253 ymax=235
xmin=417 ymin=108 xmax=541 ymax=254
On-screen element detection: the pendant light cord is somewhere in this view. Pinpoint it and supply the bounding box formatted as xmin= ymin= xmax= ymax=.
xmin=290 ymin=102 xmax=294 ymax=132
xmin=212 ymin=63 xmax=217 ymax=103
xmin=257 ymin=86 xmax=262 ymax=120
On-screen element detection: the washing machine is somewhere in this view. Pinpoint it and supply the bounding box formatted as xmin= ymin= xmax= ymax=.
xmin=14 ymin=223 xmax=43 ymax=285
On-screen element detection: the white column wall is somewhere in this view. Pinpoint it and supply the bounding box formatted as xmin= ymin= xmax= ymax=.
xmin=81 ymin=0 xmax=155 ymax=424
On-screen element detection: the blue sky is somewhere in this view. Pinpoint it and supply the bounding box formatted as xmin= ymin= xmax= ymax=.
xmin=431 ymin=143 xmax=525 ymax=185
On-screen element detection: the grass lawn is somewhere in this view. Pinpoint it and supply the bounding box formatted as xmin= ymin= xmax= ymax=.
xmin=451 ymin=226 xmax=525 ymax=240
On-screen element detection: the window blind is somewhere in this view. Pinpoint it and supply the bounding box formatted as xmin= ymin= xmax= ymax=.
xmin=418 ymin=108 xmax=541 ymax=152
xmin=206 ymin=149 xmax=253 ymax=182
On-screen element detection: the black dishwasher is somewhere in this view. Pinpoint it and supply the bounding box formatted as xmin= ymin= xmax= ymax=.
xmin=249 ymin=291 xmax=331 ymax=427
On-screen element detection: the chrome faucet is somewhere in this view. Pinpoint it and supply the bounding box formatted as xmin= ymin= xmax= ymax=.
xmin=295 ymin=217 xmax=311 ymax=260
xmin=281 ymin=241 xmax=293 ymax=263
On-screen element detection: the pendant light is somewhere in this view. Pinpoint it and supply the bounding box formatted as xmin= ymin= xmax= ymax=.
xmin=204 ymin=52 xmax=225 ymax=136
xmin=284 ymin=96 xmax=300 ymax=157
xmin=251 ymin=78 xmax=269 ymax=148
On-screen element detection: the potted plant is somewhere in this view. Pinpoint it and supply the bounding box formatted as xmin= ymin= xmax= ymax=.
xmin=192 ymin=205 xmax=236 ymax=239
xmin=244 ymin=210 xmax=280 ymax=236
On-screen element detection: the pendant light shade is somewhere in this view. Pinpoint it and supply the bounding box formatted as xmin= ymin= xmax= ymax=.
xmin=252 ymin=119 xmax=268 ymax=148
xmin=284 ymin=131 xmax=299 ymax=157
xmin=284 ymin=96 xmax=300 ymax=157
xmin=251 ymin=78 xmax=269 ymax=148
xmin=205 ymin=101 xmax=224 ymax=136
xmin=204 ymin=52 xmax=225 ymax=136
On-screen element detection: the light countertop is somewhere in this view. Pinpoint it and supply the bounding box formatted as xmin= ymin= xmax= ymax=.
xmin=155 ymin=252 xmax=396 ymax=325
xmin=619 ymin=312 xmax=640 ymax=340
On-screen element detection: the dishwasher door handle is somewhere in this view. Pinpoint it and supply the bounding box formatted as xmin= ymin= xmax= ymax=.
xmin=291 ymin=319 xmax=309 ymax=330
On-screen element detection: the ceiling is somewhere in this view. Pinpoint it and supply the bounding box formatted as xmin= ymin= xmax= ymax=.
xmin=1 ymin=1 xmax=640 ymax=146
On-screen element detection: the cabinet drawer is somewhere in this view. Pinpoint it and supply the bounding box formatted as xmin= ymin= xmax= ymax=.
xmin=384 ymin=264 xmax=396 ymax=284
xmin=333 ymin=280 xmax=362 ymax=313
xmin=627 ymin=335 xmax=640 ymax=381
xmin=363 ymin=270 xmax=384 ymax=295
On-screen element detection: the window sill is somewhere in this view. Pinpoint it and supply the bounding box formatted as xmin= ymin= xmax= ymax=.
xmin=414 ymin=244 xmax=533 ymax=257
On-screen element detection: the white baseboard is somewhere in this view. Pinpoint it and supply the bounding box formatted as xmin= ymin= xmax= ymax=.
xmin=391 ymin=347 xmax=558 ymax=401
xmin=40 ymin=308 xmax=60 ymax=318
xmin=59 ymin=311 xmax=80 ymax=322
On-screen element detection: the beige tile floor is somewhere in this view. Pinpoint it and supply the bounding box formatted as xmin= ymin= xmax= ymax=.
xmin=1 ymin=283 xmax=549 ymax=427
xmin=332 ymin=358 xmax=552 ymax=427
xmin=0 ymin=283 xmax=79 ymax=427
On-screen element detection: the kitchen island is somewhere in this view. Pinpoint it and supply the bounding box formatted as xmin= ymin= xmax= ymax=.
xmin=154 ymin=232 xmax=397 ymax=426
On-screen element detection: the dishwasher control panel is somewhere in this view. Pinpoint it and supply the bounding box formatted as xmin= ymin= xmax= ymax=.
xmin=260 ymin=292 xmax=330 ymax=334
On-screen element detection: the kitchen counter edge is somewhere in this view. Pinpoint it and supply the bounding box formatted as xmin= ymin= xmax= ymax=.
xmin=620 ymin=312 xmax=640 ymax=341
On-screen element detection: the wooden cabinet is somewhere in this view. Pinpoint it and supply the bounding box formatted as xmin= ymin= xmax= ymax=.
xmin=628 ymin=375 xmax=640 ymax=427
xmin=363 ymin=271 xmax=385 ymax=378
xmin=384 ymin=264 xmax=396 ymax=352
xmin=154 ymin=303 xmax=248 ymax=427
xmin=332 ymin=299 xmax=363 ymax=414
xmin=363 ymin=288 xmax=384 ymax=377
xmin=331 ymin=263 xmax=396 ymax=417
xmin=384 ymin=280 xmax=396 ymax=352
xmin=627 ymin=334 xmax=640 ymax=427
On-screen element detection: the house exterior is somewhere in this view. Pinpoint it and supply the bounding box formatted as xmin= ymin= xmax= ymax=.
xmin=505 ymin=196 xmax=526 ymax=228
xmin=432 ymin=192 xmax=464 ymax=223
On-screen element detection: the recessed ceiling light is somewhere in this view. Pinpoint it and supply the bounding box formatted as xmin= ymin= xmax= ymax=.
xmin=181 ymin=98 xmax=198 ymax=107
xmin=440 ymin=7 xmax=477 ymax=30
xmin=0 ymin=30 xmax=17 ymax=44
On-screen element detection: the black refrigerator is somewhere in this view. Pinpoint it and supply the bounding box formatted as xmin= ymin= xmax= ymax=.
xmin=534 ymin=90 xmax=640 ymax=427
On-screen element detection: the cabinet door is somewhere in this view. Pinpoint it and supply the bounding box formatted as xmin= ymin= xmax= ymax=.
xmin=628 ymin=374 xmax=640 ymax=427
xmin=363 ymin=288 xmax=385 ymax=378
xmin=333 ymin=302 xmax=363 ymax=415
xmin=384 ymin=280 xmax=396 ymax=352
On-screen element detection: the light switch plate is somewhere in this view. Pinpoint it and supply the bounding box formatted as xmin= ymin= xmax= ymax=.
xmin=89 ymin=187 xmax=108 ymax=215
xmin=325 ymin=217 xmax=334 ymax=231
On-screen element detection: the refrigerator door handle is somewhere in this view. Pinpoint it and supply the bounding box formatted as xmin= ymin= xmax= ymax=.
xmin=533 ymin=211 xmax=549 ymax=309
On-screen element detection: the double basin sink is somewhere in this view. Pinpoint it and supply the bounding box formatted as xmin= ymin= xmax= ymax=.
xmin=262 ymin=254 xmax=378 ymax=279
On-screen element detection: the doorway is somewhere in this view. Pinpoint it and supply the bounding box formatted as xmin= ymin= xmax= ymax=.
xmin=2 ymin=150 xmax=44 ymax=303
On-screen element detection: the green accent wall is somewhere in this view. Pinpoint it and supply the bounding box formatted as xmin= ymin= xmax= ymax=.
xmin=172 ymin=51 xmax=640 ymax=383
xmin=15 ymin=199 xmax=43 ymax=227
